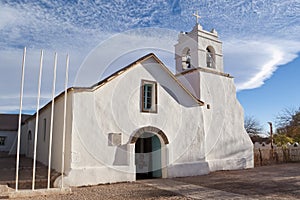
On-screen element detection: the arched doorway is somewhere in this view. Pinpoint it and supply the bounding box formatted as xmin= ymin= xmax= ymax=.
xmin=130 ymin=126 xmax=169 ymax=180
xmin=135 ymin=132 xmax=161 ymax=179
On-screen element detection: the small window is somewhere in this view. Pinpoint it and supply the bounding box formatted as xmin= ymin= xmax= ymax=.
xmin=0 ymin=136 xmax=6 ymax=146
xmin=43 ymin=118 xmax=46 ymax=142
xmin=141 ymin=80 xmax=157 ymax=113
xmin=206 ymin=46 xmax=215 ymax=68
xmin=28 ymin=130 xmax=32 ymax=140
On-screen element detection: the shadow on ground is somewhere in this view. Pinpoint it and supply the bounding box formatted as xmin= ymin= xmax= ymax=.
xmin=0 ymin=151 xmax=59 ymax=189
xmin=175 ymin=163 xmax=300 ymax=199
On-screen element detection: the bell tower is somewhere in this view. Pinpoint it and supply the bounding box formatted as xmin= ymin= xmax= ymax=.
xmin=175 ymin=17 xmax=223 ymax=74
xmin=174 ymin=13 xmax=225 ymax=99
xmin=174 ymin=12 xmax=254 ymax=172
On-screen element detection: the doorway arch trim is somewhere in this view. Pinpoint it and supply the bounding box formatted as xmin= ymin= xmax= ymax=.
xmin=129 ymin=126 xmax=169 ymax=144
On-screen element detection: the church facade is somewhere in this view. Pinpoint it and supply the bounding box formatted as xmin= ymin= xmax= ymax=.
xmin=20 ymin=23 xmax=253 ymax=187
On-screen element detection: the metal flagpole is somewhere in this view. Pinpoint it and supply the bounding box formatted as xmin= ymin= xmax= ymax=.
xmin=32 ymin=50 xmax=44 ymax=190
xmin=47 ymin=52 xmax=57 ymax=189
xmin=61 ymin=54 xmax=69 ymax=188
xmin=15 ymin=47 xmax=26 ymax=191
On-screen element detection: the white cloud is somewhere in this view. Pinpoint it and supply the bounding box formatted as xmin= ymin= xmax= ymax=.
xmin=1 ymin=1 xmax=300 ymax=113
xmin=224 ymin=38 xmax=300 ymax=91
xmin=2 ymin=33 xmax=300 ymax=113
xmin=0 ymin=6 xmax=18 ymax=29
xmin=75 ymin=28 xmax=178 ymax=87
xmin=0 ymin=48 xmax=86 ymax=113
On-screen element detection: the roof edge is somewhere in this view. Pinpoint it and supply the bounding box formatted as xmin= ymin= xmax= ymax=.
xmin=25 ymin=52 xmax=206 ymax=122
xmin=71 ymin=53 xmax=205 ymax=105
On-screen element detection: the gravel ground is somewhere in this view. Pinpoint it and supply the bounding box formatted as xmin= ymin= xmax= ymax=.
xmin=7 ymin=163 xmax=300 ymax=200
xmin=18 ymin=182 xmax=190 ymax=200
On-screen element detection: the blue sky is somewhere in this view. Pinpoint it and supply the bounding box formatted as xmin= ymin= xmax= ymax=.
xmin=238 ymin=54 xmax=300 ymax=132
xmin=0 ymin=0 xmax=299 ymax=132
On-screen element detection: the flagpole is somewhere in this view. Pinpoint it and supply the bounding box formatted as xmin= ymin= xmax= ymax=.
xmin=32 ymin=50 xmax=43 ymax=190
xmin=47 ymin=52 xmax=57 ymax=189
xmin=61 ymin=54 xmax=69 ymax=188
xmin=15 ymin=47 xmax=26 ymax=191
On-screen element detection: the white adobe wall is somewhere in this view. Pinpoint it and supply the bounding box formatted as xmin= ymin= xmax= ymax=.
xmin=61 ymin=58 xmax=209 ymax=187
xmin=175 ymin=71 xmax=200 ymax=98
xmin=22 ymin=92 xmax=73 ymax=174
xmin=0 ymin=131 xmax=17 ymax=152
xmin=20 ymin=123 xmax=30 ymax=156
xmin=176 ymin=70 xmax=253 ymax=171
xmin=199 ymin=71 xmax=253 ymax=171
xmin=22 ymin=120 xmax=34 ymax=157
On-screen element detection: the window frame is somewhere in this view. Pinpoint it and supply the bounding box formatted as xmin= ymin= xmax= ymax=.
xmin=0 ymin=136 xmax=6 ymax=146
xmin=141 ymin=80 xmax=157 ymax=113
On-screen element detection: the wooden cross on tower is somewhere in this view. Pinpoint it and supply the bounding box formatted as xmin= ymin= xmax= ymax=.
xmin=193 ymin=11 xmax=201 ymax=24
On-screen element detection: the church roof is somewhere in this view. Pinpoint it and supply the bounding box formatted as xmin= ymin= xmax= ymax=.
xmin=73 ymin=53 xmax=204 ymax=106
xmin=26 ymin=53 xmax=204 ymax=121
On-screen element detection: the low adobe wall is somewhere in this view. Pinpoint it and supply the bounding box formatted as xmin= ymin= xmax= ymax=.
xmin=254 ymin=143 xmax=300 ymax=166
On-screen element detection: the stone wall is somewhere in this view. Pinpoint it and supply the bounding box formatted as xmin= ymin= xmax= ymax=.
xmin=254 ymin=142 xmax=300 ymax=166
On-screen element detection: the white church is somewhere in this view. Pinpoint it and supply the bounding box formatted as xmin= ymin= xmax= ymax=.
xmin=18 ymin=22 xmax=253 ymax=187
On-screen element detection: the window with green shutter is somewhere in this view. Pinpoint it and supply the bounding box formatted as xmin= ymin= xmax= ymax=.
xmin=141 ymin=80 xmax=157 ymax=113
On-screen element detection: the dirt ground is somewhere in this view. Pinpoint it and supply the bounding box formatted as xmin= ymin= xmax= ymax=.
xmin=5 ymin=163 xmax=300 ymax=200
xmin=176 ymin=163 xmax=300 ymax=199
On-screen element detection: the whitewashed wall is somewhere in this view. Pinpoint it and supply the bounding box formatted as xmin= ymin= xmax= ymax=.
xmin=176 ymin=69 xmax=253 ymax=171
xmin=62 ymin=57 xmax=209 ymax=186
xmin=21 ymin=92 xmax=73 ymax=174
xmin=0 ymin=131 xmax=17 ymax=152
xmin=20 ymin=54 xmax=253 ymax=187
xmin=199 ymin=71 xmax=253 ymax=171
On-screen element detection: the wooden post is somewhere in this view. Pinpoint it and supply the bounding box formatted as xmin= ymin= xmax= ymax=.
xmin=268 ymin=122 xmax=273 ymax=149
xmin=268 ymin=122 xmax=274 ymax=163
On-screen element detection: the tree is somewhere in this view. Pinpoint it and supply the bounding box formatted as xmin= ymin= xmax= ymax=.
xmin=244 ymin=116 xmax=263 ymax=136
xmin=273 ymin=134 xmax=294 ymax=147
xmin=276 ymin=107 xmax=298 ymax=129
xmin=276 ymin=107 xmax=300 ymax=142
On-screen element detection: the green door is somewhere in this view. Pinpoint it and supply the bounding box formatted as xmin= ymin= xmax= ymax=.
xmin=151 ymin=135 xmax=162 ymax=178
